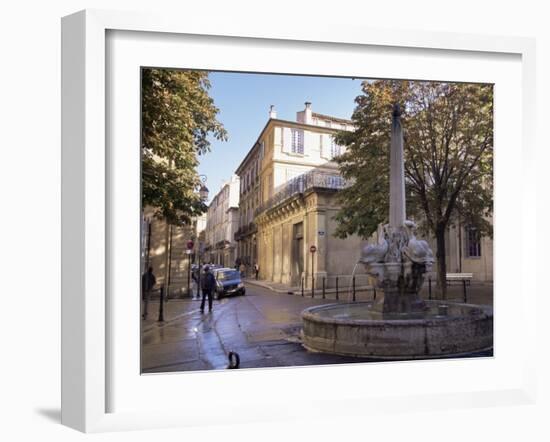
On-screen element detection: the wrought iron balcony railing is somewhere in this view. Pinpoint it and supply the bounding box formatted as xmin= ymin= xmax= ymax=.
xmin=255 ymin=170 xmax=348 ymax=216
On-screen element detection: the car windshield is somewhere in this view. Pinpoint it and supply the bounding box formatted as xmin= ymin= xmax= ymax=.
xmin=217 ymin=270 xmax=240 ymax=281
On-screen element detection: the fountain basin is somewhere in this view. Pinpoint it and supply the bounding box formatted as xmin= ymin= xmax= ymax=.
xmin=301 ymin=301 xmax=493 ymax=359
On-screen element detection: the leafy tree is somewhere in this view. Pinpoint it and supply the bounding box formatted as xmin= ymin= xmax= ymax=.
xmin=141 ymin=69 xmax=227 ymax=287
xmin=334 ymin=80 xmax=493 ymax=297
xmin=141 ymin=68 xmax=227 ymax=225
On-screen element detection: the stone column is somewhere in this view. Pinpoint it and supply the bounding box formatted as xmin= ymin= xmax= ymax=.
xmin=281 ymin=222 xmax=291 ymax=285
xmin=273 ymin=224 xmax=283 ymax=283
xmin=303 ymin=211 xmax=309 ymax=287
xmin=389 ymin=104 xmax=406 ymax=228
xmin=314 ymin=210 xmax=328 ymax=287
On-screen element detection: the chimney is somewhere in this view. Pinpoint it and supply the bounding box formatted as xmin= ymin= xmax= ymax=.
xmin=304 ymin=101 xmax=312 ymax=124
xmin=269 ymin=105 xmax=277 ymax=119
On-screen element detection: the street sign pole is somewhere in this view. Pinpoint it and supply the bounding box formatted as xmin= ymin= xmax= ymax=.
xmin=310 ymin=245 xmax=317 ymax=298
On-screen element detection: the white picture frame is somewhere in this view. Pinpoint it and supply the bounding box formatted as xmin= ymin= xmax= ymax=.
xmin=61 ymin=9 xmax=537 ymax=433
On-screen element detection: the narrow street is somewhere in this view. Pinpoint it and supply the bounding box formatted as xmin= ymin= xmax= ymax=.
xmin=141 ymin=284 xmax=376 ymax=373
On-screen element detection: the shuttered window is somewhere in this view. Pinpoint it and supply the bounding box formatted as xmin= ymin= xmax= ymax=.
xmin=291 ymin=129 xmax=304 ymax=154
xmin=330 ymin=136 xmax=341 ymax=158
xmin=465 ymin=226 xmax=481 ymax=258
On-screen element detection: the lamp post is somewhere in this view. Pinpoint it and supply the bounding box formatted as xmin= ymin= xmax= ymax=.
xmin=186 ymin=239 xmax=194 ymax=296
xmin=198 ymin=174 xmax=209 ymax=202
xmin=196 ymin=174 xmax=209 ymax=300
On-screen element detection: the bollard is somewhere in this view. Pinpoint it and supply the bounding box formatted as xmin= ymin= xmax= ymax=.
xmin=335 ymin=276 xmax=339 ymax=300
xmin=311 ymin=276 xmax=315 ymax=298
xmin=352 ymin=276 xmax=356 ymax=302
xmin=322 ymin=277 xmax=326 ymax=299
xmin=428 ymin=277 xmax=432 ymax=300
xmin=158 ymin=285 xmax=165 ymax=322
xmin=463 ymin=279 xmax=467 ymax=303
xmin=227 ymin=351 xmax=240 ymax=369
xmin=301 ymin=277 xmax=304 ymax=297
xmin=373 ymin=287 xmax=377 ymax=300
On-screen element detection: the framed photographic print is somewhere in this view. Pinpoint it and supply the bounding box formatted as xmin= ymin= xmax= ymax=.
xmin=61 ymin=9 xmax=537 ymax=433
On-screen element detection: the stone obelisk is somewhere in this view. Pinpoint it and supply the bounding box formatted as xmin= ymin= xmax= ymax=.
xmin=389 ymin=104 xmax=405 ymax=228
xmin=361 ymin=103 xmax=433 ymax=315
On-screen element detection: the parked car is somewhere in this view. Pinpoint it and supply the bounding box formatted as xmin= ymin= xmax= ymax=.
xmin=212 ymin=268 xmax=245 ymax=298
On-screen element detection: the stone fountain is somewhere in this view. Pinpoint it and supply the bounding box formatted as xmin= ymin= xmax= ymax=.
xmin=301 ymin=105 xmax=493 ymax=359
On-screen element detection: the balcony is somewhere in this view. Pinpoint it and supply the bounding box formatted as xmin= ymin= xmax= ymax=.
xmin=215 ymin=239 xmax=231 ymax=249
xmin=234 ymin=222 xmax=257 ymax=241
xmin=255 ymin=170 xmax=348 ymax=217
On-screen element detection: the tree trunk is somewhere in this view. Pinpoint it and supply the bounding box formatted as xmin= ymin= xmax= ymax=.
xmin=163 ymin=220 xmax=172 ymax=297
xmin=435 ymin=224 xmax=447 ymax=299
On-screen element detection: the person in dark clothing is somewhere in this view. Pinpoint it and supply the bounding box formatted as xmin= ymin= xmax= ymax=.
xmin=141 ymin=266 xmax=156 ymax=319
xmin=200 ymin=266 xmax=216 ymax=313
xmin=191 ymin=266 xmax=200 ymax=299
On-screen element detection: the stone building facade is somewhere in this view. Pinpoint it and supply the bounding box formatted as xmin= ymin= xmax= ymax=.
xmin=204 ymin=175 xmax=240 ymax=267
xmin=140 ymin=208 xmax=200 ymax=296
xmin=234 ymin=132 xmax=262 ymax=271
xmin=235 ymin=103 xmax=366 ymax=285
xmin=442 ymin=221 xmax=493 ymax=281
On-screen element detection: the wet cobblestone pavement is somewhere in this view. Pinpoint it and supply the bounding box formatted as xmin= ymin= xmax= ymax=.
xmin=141 ymin=283 xmax=493 ymax=374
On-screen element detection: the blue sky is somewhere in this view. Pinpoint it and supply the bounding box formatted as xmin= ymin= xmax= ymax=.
xmin=198 ymin=71 xmax=366 ymax=202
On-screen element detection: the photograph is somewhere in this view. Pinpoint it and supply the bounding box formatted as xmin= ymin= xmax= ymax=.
xmin=140 ymin=69 xmax=494 ymax=374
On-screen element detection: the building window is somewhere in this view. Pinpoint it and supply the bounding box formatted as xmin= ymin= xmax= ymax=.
xmin=465 ymin=226 xmax=481 ymax=258
xmin=330 ymin=136 xmax=341 ymax=158
xmin=291 ymin=129 xmax=304 ymax=154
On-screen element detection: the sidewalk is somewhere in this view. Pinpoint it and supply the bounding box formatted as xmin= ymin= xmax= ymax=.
xmin=244 ymin=277 xmax=493 ymax=306
xmin=141 ymin=297 xmax=203 ymax=332
xmin=242 ymin=277 xmax=299 ymax=294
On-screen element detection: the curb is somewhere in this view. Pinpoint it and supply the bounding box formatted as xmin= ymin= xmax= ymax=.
xmin=243 ymin=278 xmax=374 ymax=296
xmin=242 ymin=278 xmax=295 ymax=294
xmin=141 ymin=304 xmax=202 ymax=333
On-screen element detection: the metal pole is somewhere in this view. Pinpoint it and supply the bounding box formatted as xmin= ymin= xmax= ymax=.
xmin=311 ymin=251 xmax=314 ymax=298
xmin=301 ymin=277 xmax=304 ymax=297
xmin=429 ymin=277 xmax=432 ymax=300
xmin=463 ymin=279 xmax=467 ymax=303
xmin=145 ymin=220 xmax=151 ymax=274
xmin=335 ymin=276 xmax=339 ymax=300
xmin=373 ymin=287 xmax=377 ymax=300
xmin=197 ymin=253 xmax=201 ymax=300
xmin=187 ymin=252 xmax=191 ymax=297
xmin=165 ymin=225 xmax=173 ymax=300
xmin=352 ymin=276 xmax=356 ymax=302
xmin=158 ymin=285 xmax=165 ymax=322
xmin=322 ymin=277 xmax=325 ymax=299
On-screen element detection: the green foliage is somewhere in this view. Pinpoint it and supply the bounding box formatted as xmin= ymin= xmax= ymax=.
xmin=141 ymin=69 xmax=227 ymax=225
xmin=333 ymin=80 xmax=493 ymax=240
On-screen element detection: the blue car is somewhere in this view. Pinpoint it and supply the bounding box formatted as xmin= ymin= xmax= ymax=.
xmin=213 ymin=268 xmax=246 ymax=298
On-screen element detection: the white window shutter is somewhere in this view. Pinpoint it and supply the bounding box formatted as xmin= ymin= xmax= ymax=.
xmin=321 ymin=134 xmax=331 ymax=159
xmin=282 ymin=127 xmax=292 ymax=153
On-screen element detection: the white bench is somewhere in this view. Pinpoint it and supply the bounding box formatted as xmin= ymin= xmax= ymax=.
xmin=446 ymin=273 xmax=473 ymax=285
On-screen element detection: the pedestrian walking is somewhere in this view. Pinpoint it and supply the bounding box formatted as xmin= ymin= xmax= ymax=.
xmin=254 ymin=263 xmax=259 ymax=280
xmin=191 ymin=265 xmax=199 ymax=299
xmin=239 ymin=262 xmax=246 ymax=277
xmin=141 ymin=266 xmax=156 ymax=319
xmin=200 ymin=265 xmax=216 ymax=313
